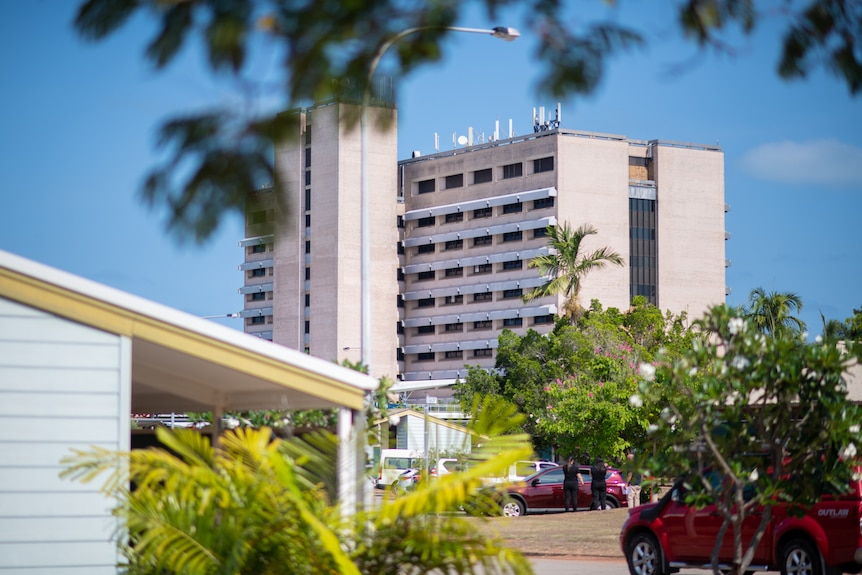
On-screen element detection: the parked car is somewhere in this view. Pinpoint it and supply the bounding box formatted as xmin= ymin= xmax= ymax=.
xmin=619 ymin=474 xmax=862 ymax=575
xmin=430 ymin=457 xmax=472 ymax=477
xmin=483 ymin=460 xmax=560 ymax=485
xmin=376 ymin=449 xmax=424 ymax=489
xmin=498 ymin=465 xmax=628 ymax=516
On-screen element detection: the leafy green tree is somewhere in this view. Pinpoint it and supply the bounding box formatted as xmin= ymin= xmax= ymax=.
xmin=633 ymin=304 xmax=862 ymax=575
xmin=744 ymin=286 xmax=806 ymax=338
xmin=73 ymin=0 xmax=862 ymax=242
xmin=456 ymin=299 xmax=692 ymax=459
xmin=62 ymin=395 xmax=535 ymax=575
xmin=522 ymin=223 xmax=624 ymax=321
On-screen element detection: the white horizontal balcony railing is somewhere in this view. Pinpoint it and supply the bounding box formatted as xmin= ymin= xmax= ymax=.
xmin=238 ymin=282 xmax=274 ymax=294
xmin=402 ymin=275 xmax=548 ymax=300
xmin=239 ymin=307 xmax=273 ymax=318
xmin=403 ymin=216 xmax=555 ymax=248
xmin=402 ymin=338 xmax=498 ymax=355
xmin=402 ymin=247 xmax=551 ymax=274
xmin=238 ymin=258 xmax=274 ymax=271
xmin=402 ymin=187 xmax=556 ymax=221
xmin=238 ymin=234 xmax=274 ymax=247
xmin=402 ymin=304 xmax=556 ymax=328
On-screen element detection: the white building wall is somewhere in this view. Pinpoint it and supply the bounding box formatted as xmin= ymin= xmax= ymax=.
xmin=654 ymin=144 xmax=727 ymax=319
xmin=0 ymin=297 xmax=129 ymax=575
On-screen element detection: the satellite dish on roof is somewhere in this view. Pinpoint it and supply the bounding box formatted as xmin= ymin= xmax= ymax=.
xmin=457 ymin=135 xmax=468 ymax=146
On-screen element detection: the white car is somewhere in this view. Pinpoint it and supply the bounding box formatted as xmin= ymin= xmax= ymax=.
xmin=483 ymin=460 xmax=559 ymax=484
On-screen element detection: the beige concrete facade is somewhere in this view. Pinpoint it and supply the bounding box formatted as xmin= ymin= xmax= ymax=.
xmin=240 ymin=104 xmax=726 ymax=386
xmin=397 ymin=129 xmax=725 ymax=382
xmin=241 ymin=102 xmax=400 ymax=380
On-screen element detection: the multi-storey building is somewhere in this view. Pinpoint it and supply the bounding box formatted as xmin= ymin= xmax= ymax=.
xmin=239 ymin=100 xmax=727 ymax=387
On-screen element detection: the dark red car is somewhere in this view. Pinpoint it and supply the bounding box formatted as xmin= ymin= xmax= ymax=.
xmin=500 ymin=465 xmax=628 ymax=516
xmin=619 ymin=475 xmax=862 ymax=575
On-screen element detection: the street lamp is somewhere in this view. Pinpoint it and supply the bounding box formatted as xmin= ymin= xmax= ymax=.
xmin=359 ymin=25 xmax=519 ymax=374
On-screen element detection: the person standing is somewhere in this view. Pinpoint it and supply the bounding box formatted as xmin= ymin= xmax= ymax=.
xmin=562 ymin=456 xmax=584 ymax=512
xmin=625 ymin=452 xmax=643 ymax=508
xmin=590 ymin=456 xmax=607 ymax=510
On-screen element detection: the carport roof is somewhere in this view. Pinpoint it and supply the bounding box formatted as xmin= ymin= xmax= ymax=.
xmin=0 ymin=250 xmax=377 ymax=413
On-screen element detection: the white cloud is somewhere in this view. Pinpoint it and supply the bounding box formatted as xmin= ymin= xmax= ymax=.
xmin=739 ymin=139 xmax=862 ymax=189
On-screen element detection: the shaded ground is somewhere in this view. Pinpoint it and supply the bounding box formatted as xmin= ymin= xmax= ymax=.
xmin=468 ymin=507 xmax=629 ymax=559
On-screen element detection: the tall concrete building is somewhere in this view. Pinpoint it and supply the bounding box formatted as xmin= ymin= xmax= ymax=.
xmin=239 ymin=101 xmax=727 ymax=387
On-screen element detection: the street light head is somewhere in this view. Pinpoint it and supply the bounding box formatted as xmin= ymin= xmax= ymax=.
xmin=491 ymin=26 xmax=520 ymax=41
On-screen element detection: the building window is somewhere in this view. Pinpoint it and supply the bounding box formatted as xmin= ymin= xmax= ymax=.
xmin=417 ymin=179 xmax=436 ymax=194
xmin=417 ymin=352 xmax=435 ymax=361
xmin=473 ymin=263 xmax=492 ymax=275
xmin=417 ymin=270 xmax=435 ymax=281
xmin=249 ymin=292 xmax=266 ymax=302
xmin=305 ymin=241 xmax=311 ymax=254
xmin=305 ymin=171 xmax=311 ymax=186
xmin=417 ymin=244 xmax=435 ymax=255
xmin=304 ymin=267 xmax=310 ymax=280
xmin=473 ymin=207 xmax=492 ymax=219
xmin=445 ymin=174 xmax=464 ymax=189
xmin=502 ymin=162 xmax=523 ymax=179
xmin=533 ymin=227 xmax=548 ymax=238
xmin=502 ymin=202 xmax=522 ymax=214
xmin=473 ymin=168 xmax=492 ymax=184
xmin=533 ymin=156 xmax=554 ymax=173
xmin=250 ymin=268 xmax=266 ymax=278
xmin=444 ymin=323 xmax=463 ymax=332
xmin=473 ymin=235 xmax=492 ymax=247
xmin=502 ymin=288 xmax=523 ymax=299
xmin=444 ymin=294 xmax=463 ymax=305
xmin=444 ymin=239 xmax=463 ymax=250
xmin=250 ymin=210 xmax=267 ymax=224
xmin=304 ymin=148 xmax=311 ymax=168
xmin=417 ymin=325 xmax=435 ymax=334
xmin=305 ymin=214 xmax=311 ymax=227
xmin=534 ymin=314 xmax=555 ymax=325
xmin=502 ymin=260 xmax=522 ymax=270
xmin=533 ymin=197 xmax=555 ymax=209
xmin=444 ymin=350 xmax=463 ymax=359
xmin=249 ymin=316 xmax=266 ymax=325
xmin=445 ymin=267 xmax=463 ymax=278
xmin=417 ymin=297 xmax=435 ymax=308
xmin=250 ymin=244 xmax=266 ymax=254
xmin=473 ymin=292 xmax=492 ymax=302
xmin=631 ymin=227 xmax=656 ymax=240
xmin=473 ymin=320 xmax=492 ymax=330
xmin=304 ymin=320 xmax=310 ymax=334
xmin=445 ymin=212 xmax=463 ymax=223
xmin=304 ymin=294 xmax=310 ymax=306
xmin=473 ymin=348 xmax=493 ymax=358
xmin=417 ymin=216 xmax=435 ymax=227
xmin=631 ymin=256 xmax=656 ymax=268
xmin=503 ymin=317 xmax=523 ymax=327
xmin=304 ymin=188 xmax=311 ymax=210
xmin=502 ymin=231 xmax=523 ymax=242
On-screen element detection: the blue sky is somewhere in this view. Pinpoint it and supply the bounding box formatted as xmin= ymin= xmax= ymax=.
xmin=1 ymin=1 xmax=860 ymax=336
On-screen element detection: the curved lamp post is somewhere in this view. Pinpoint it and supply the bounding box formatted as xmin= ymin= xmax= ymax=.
xmin=359 ymin=25 xmax=519 ymax=374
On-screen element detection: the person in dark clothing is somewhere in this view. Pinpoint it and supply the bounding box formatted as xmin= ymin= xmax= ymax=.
xmin=590 ymin=456 xmax=608 ymax=510
xmin=562 ymin=456 xmax=584 ymax=512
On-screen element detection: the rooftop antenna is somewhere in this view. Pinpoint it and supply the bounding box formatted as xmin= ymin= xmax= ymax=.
xmin=434 ymin=132 xmax=439 ymax=152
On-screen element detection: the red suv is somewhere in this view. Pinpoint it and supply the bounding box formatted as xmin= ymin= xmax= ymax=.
xmin=500 ymin=465 xmax=628 ymax=516
xmin=619 ymin=475 xmax=862 ymax=575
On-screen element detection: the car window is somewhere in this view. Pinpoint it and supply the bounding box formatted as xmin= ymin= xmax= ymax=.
xmin=442 ymin=460 xmax=459 ymax=473
xmin=384 ymin=457 xmax=412 ymax=469
xmin=538 ymin=462 xmax=557 ymax=471
xmin=536 ymin=468 xmax=564 ymax=484
xmin=580 ymin=468 xmax=592 ymax=483
xmin=516 ymin=462 xmax=536 ymax=477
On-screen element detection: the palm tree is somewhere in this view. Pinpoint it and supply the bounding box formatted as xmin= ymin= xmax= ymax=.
xmin=523 ymin=222 xmax=624 ymax=321
xmin=61 ymin=396 xmax=535 ymax=575
xmin=745 ymin=287 xmax=806 ymax=338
